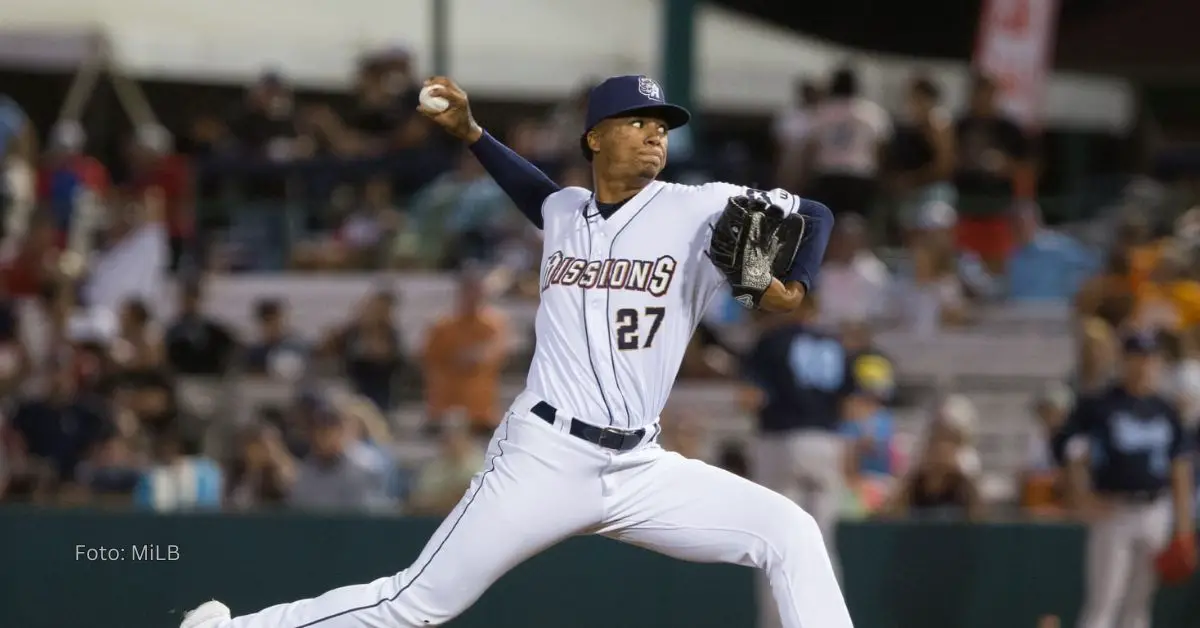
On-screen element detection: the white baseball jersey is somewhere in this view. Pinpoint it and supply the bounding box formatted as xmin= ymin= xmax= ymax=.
xmin=526 ymin=180 xmax=801 ymax=430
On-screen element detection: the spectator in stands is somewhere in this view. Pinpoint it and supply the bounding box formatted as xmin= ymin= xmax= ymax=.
xmin=165 ymin=275 xmax=239 ymax=376
xmin=336 ymin=178 xmax=402 ymax=269
xmin=126 ymin=123 xmax=195 ymax=272
xmin=773 ymin=78 xmax=822 ymax=191
xmin=804 ymin=65 xmax=891 ymax=218
xmin=406 ymin=415 xmax=484 ymax=516
xmin=344 ymin=55 xmax=412 ymax=155
xmin=362 ymin=47 xmax=428 ymax=151
xmin=894 ymin=203 xmax=971 ymax=335
xmin=840 ymin=346 xmax=898 ymax=515
xmin=244 ymin=297 xmax=307 ymax=379
xmin=321 ymin=289 xmax=405 ymax=411
xmin=111 ymin=298 xmax=165 ymax=372
xmin=883 ymin=397 xmax=983 ymax=521
xmin=422 ymin=271 xmax=510 ymax=437
xmin=888 ymin=75 xmax=957 ymax=236
xmin=439 ymin=153 xmax=517 ymax=268
xmin=953 ymin=72 xmax=1031 ymax=272
xmin=0 ymin=94 xmax=36 ymax=252
xmin=37 ymin=120 xmax=110 ymax=256
xmin=133 ymin=423 xmax=222 ymax=512
xmin=1006 ymin=201 xmax=1100 ymax=303
xmin=1019 ymin=382 xmax=1073 ymax=517
xmin=817 ymin=213 xmax=889 ymax=326
xmin=288 ymin=398 xmax=391 ymax=512
xmin=406 ymin=150 xmax=503 ymax=267
xmin=225 ymin=421 xmax=296 ymax=511
xmin=80 ymin=185 xmax=170 ymax=316
xmin=5 ymin=357 xmax=113 ymax=495
xmin=226 ymin=70 xmax=305 ymax=272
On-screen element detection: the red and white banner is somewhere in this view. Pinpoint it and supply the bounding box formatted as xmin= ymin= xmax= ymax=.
xmin=973 ymin=0 xmax=1060 ymax=130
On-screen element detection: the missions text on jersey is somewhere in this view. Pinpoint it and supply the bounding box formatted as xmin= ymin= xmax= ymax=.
xmin=542 ymin=252 xmax=678 ymax=296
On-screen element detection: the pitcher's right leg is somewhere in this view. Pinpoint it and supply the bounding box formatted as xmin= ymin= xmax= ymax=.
xmin=212 ymin=414 xmax=605 ymax=628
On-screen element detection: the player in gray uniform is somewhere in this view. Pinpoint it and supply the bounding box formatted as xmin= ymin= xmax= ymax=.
xmin=1054 ymin=331 xmax=1194 ymax=628
xmin=182 ymin=75 xmax=852 ymax=628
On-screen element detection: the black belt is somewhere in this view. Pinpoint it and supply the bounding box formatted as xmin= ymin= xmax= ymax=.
xmin=531 ymin=401 xmax=646 ymax=452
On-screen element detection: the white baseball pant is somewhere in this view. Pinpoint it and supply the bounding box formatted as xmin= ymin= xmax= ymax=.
xmin=221 ymin=392 xmax=853 ymax=628
xmin=1076 ymin=497 xmax=1172 ymax=628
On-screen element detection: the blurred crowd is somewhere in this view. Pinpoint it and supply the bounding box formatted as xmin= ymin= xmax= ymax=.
xmin=0 ymin=258 xmax=601 ymax=517
xmin=0 ymin=45 xmax=1198 ymax=525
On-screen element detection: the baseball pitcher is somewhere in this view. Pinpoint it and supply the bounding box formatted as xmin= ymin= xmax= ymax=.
xmin=182 ymin=75 xmax=851 ymax=628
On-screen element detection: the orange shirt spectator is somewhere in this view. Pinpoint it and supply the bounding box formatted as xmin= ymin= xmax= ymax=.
xmin=1130 ymin=245 xmax=1200 ymax=332
xmin=1137 ymin=280 xmax=1200 ymax=332
xmin=422 ymin=274 xmax=510 ymax=434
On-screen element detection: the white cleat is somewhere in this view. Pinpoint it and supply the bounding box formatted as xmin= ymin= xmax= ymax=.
xmin=180 ymin=600 xmax=231 ymax=628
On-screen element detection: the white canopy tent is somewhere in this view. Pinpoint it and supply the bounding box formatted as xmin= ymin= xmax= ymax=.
xmin=1 ymin=0 xmax=1134 ymax=130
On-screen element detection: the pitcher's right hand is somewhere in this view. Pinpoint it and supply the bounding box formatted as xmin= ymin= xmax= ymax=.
xmin=417 ymin=76 xmax=484 ymax=144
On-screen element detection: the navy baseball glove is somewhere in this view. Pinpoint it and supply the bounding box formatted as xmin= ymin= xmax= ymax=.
xmin=706 ymin=194 xmax=806 ymax=308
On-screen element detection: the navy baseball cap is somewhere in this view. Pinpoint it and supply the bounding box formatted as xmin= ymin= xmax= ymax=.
xmin=579 ymin=75 xmax=691 ymax=161
xmin=1122 ymin=329 xmax=1161 ymax=354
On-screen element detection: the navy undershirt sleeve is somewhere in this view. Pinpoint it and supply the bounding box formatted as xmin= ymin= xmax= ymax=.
xmin=784 ymin=199 xmax=834 ymax=290
xmin=468 ymin=130 xmax=561 ymax=229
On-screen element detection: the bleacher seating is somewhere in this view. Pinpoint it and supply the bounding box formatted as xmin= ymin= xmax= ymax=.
xmin=19 ymin=274 xmax=1074 ymax=502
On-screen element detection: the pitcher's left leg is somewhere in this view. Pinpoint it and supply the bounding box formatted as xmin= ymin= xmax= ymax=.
xmin=598 ymin=449 xmax=852 ymax=628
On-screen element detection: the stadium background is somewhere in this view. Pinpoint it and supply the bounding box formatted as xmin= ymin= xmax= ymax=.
xmin=0 ymin=0 xmax=1198 ymax=626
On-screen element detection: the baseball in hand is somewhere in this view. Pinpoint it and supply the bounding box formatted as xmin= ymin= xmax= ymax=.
xmin=419 ymin=85 xmax=450 ymax=113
